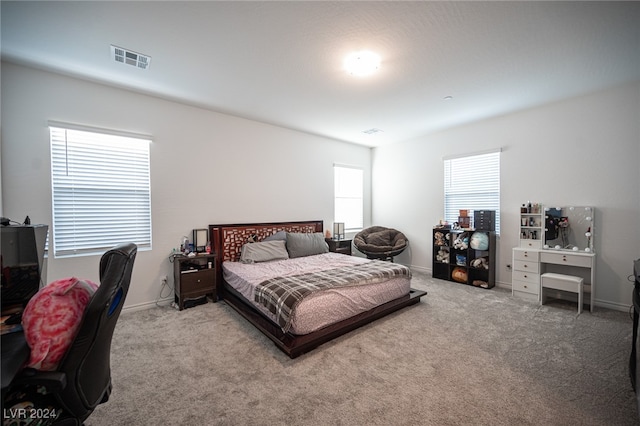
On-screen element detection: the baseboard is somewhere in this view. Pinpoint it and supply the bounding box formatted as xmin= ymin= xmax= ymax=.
xmin=593 ymin=299 xmax=632 ymax=313
xmin=410 ymin=264 xmax=430 ymax=273
xmin=122 ymin=297 xmax=173 ymax=313
xmin=409 ymin=267 xmax=630 ymax=313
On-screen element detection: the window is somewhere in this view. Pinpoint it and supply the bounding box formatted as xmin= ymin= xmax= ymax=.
xmin=444 ymin=150 xmax=501 ymax=234
xmin=50 ymin=124 xmax=152 ymax=257
xmin=334 ymin=165 xmax=363 ymax=231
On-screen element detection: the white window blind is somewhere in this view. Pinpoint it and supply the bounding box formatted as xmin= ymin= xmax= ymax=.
xmin=334 ymin=165 xmax=364 ymax=231
xmin=50 ymin=125 xmax=152 ymax=257
xmin=444 ymin=150 xmax=500 ymax=234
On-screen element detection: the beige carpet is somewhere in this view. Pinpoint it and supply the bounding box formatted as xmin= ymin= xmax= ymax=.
xmin=86 ymin=271 xmax=638 ymax=425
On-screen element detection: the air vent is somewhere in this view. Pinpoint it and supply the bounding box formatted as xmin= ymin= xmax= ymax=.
xmin=110 ymin=45 xmax=151 ymax=70
xmin=362 ymin=128 xmax=384 ymax=135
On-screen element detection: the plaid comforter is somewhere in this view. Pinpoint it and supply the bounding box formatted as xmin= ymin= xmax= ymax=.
xmin=254 ymin=260 xmax=411 ymax=332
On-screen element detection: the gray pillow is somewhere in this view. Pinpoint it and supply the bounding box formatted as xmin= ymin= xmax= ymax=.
xmin=286 ymin=232 xmax=329 ymax=258
xmin=240 ymin=240 xmax=289 ymax=263
xmin=263 ymin=230 xmax=287 ymax=242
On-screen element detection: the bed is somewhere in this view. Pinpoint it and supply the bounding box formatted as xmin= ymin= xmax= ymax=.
xmin=209 ymin=220 xmax=427 ymax=358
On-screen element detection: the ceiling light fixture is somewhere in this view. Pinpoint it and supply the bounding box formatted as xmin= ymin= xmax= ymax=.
xmin=344 ymin=51 xmax=380 ymax=77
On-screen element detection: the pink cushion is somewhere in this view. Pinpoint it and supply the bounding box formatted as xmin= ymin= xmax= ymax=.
xmin=22 ymin=277 xmax=98 ymax=371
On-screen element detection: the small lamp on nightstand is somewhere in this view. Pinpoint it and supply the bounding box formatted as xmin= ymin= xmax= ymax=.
xmin=333 ymin=222 xmax=345 ymax=240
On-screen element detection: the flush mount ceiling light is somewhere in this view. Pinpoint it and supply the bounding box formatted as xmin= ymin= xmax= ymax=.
xmin=110 ymin=45 xmax=151 ymax=70
xmin=344 ymin=51 xmax=380 ymax=77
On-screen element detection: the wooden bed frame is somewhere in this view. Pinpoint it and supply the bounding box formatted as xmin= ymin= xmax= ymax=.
xmin=209 ymin=220 xmax=427 ymax=358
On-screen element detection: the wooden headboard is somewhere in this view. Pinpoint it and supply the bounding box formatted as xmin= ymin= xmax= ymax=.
xmin=208 ymin=220 xmax=323 ymax=294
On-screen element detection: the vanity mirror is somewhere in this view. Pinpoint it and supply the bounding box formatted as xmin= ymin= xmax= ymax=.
xmin=543 ymin=206 xmax=594 ymax=252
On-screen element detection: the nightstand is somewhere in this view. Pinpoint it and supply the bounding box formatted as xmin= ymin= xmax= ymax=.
xmin=172 ymin=253 xmax=217 ymax=310
xmin=325 ymin=238 xmax=352 ymax=256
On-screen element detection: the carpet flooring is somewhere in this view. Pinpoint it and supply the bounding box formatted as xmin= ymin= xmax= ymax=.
xmin=85 ymin=271 xmax=639 ymax=425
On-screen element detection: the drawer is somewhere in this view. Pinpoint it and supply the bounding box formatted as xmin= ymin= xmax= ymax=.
xmin=513 ymin=249 xmax=539 ymax=262
xmin=180 ymin=269 xmax=215 ymax=293
xmin=540 ymin=251 xmax=593 ymax=268
xmin=520 ymin=239 xmax=542 ymax=249
xmin=513 ymin=270 xmax=540 ymax=284
xmin=513 ymin=260 xmax=540 ymax=274
xmin=512 ymin=279 xmax=539 ymax=296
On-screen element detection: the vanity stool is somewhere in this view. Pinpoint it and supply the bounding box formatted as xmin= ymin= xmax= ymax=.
xmin=541 ymin=273 xmax=584 ymax=314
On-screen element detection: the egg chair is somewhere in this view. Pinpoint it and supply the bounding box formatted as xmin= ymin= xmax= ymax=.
xmin=354 ymin=226 xmax=408 ymax=262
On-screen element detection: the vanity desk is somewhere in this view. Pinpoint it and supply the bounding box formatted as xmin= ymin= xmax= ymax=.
xmin=512 ymin=205 xmax=596 ymax=311
xmin=539 ymin=249 xmax=596 ymax=312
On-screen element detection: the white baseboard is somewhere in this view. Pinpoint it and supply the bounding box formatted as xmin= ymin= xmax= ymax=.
xmin=409 ymin=264 xmax=430 ymax=273
xmin=409 ymin=266 xmax=630 ymax=313
xmin=122 ymin=297 xmax=173 ymax=313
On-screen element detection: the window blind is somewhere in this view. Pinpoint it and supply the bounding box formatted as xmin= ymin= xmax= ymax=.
xmin=444 ymin=150 xmax=500 ymax=233
xmin=334 ymin=165 xmax=364 ymax=231
xmin=50 ymin=126 xmax=152 ymax=257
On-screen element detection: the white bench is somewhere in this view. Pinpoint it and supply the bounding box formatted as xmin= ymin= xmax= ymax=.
xmin=540 ymin=273 xmax=585 ymax=314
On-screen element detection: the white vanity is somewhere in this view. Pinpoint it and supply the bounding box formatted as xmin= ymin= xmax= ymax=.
xmin=512 ymin=205 xmax=596 ymax=312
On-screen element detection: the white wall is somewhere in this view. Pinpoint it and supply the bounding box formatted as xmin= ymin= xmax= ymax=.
xmin=0 ymin=62 xmax=372 ymax=310
xmin=372 ymin=81 xmax=640 ymax=310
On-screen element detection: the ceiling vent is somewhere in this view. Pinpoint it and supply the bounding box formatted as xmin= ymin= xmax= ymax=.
xmin=110 ymin=45 xmax=151 ymax=70
xmin=362 ymin=128 xmax=384 ymax=135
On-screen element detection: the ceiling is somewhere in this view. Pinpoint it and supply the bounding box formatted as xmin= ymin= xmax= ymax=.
xmin=2 ymin=1 xmax=639 ymax=148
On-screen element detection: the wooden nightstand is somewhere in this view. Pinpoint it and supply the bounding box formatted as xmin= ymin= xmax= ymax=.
xmin=172 ymin=253 xmax=217 ymax=310
xmin=325 ymin=238 xmax=352 ymax=256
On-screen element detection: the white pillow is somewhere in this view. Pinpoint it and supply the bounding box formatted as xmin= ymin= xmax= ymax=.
xmin=240 ymin=240 xmax=289 ymax=263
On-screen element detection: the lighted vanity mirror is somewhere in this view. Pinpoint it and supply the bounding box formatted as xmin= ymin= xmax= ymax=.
xmin=543 ymin=206 xmax=594 ymax=252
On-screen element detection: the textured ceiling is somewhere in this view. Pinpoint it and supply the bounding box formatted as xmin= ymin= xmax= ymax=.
xmin=2 ymin=1 xmax=639 ymax=147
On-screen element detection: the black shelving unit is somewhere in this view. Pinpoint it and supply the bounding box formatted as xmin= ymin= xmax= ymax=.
xmin=432 ymin=228 xmax=495 ymax=289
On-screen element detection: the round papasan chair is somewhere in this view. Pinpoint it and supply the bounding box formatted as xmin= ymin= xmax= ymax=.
xmin=354 ymin=226 xmax=408 ymax=262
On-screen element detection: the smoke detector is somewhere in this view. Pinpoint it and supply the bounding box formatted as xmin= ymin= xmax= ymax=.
xmin=110 ymin=45 xmax=151 ymax=70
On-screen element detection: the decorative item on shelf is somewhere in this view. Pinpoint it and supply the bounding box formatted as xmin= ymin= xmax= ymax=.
xmin=472 ymin=280 xmax=489 ymax=289
xmin=434 ymin=231 xmax=446 ymax=246
xmin=333 ymin=222 xmax=345 ymax=240
xmin=471 ymin=257 xmax=489 ymax=269
xmin=451 ymin=267 xmax=467 ymax=283
xmin=470 ymin=232 xmax=489 ymax=250
xmin=452 ymin=233 xmax=468 ymax=250
xmin=181 ymin=236 xmax=190 ymax=254
xmin=434 ymin=219 xmax=451 ymax=229
xmin=458 ymin=209 xmax=471 ymax=229
xmin=456 ymin=254 xmax=466 ymax=266
xmin=474 ymin=210 xmax=496 ymax=231
xmin=436 ymin=247 xmax=449 ymax=263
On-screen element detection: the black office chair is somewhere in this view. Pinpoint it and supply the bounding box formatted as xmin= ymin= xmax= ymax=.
xmin=5 ymin=243 xmax=137 ymax=425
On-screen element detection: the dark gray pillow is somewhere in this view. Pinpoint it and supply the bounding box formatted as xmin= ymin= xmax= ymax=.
xmin=240 ymin=240 xmax=289 ymax=263
xmin=263 ymin=230 xmax=287 ymax=242
xmin=286 ymin=232 xmax=329 ymax=258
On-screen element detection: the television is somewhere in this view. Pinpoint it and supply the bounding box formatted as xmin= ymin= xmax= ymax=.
xmin=1 ymin=224 xmax=48 ymax=310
